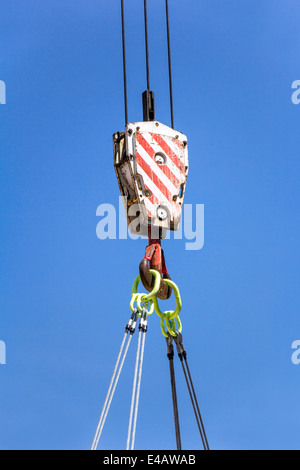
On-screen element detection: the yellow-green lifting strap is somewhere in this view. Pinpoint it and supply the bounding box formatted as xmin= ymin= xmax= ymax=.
xmin=130 ymin=270 xmax=182 ymax=337
xmin=130 ymin=269 xmax=161 ymax=315
xmin=160 ymin=314 xmax=182 ymax=338
xmin=151 ymin=278 xmax=182 ymax=321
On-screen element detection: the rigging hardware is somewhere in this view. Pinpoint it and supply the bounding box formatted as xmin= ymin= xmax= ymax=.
xmin=91 ymin=0 xmax=209 ymax=451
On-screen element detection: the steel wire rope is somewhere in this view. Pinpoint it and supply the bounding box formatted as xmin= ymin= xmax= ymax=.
xmin=143 ymin=0 xmax=151 ymax=91
xmin=127 ymin=311 xmax=148 ymax=450
xmin=121 ymin=0 xmax=128 ymax=125
xmin=91 ymin=330 xmax=134 ymax=450
xmin=165 ymin=0 xmax=174 ymax=129
xmin=183 ymin=354 xmax=210 ymax=450
xmin=180 ymin=356 xmax=208 ymax=449
xmin=175 ymin=335 xmax=210 ymax=450
xmin=167 ymin=337 xmax=182 ymax=450
xmin=126 ymin=326 xmax=142 ymax=450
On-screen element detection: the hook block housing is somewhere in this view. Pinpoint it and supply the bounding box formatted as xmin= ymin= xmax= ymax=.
xmin=113 ymin=121 xmax=189 ymax=237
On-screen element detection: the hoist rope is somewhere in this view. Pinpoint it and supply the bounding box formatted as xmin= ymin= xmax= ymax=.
xmin=121 ymin=0 xmax=128 ymax=125
xmin=126 ymin=326 xmax=142 ymax=449
xmin=165 ymin=0 xmax=174 ymax=129
xmin=91 ymin=312 xmax=138 ymax=450
xmin=166 ymin=336 xmax=182 ymax=450
xmin=181 ymin=357 xmax=208 ymax=449
xmin=120 ymin=0 xmax=174 ymax=127
xmin=131 ymin=322 xmax=146 ymax=449
xmin=184 ymin=356 xmax=209 ymax=450
xmin=174 ymin=334 xmax=210 ymax=450
xmin=127 ymin=310 xmax=148 ymax=450
xmin=143 ymin=0 xmax=151 ymax=91
xmin=90 ymin=331 xmax=127 ymax=449
xmin=91 ymin=333 xmax=132 ymax=450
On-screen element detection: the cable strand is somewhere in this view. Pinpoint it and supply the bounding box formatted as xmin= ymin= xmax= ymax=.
xmin=143 ymin=0 xmax=150 ymax=91
xmin=130 ymin=328 xmax=147 ymax=449
xmin=174 ymin=334 xmax=209 ymax=450
xmin=91 ymin=332 xmax=133 ymax=450
xmin=180 ymin=357 xmax=208 ymax=449
xmin=121 ymin=0 xmax=128 ymax=124
xmin=167 ymin=337 xmax=181 ymax=450
xmin=90 ymin=331 xmax=127 ymax=450
xmin=126 ymin=328 xmax=142 ymax=450
xmin=165 ymin=0 xmax=174 ymax=128
xmin=183 ymin=355 xmax=210 ymax=450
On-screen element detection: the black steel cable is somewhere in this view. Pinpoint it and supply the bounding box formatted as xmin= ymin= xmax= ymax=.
xmin=165 ymin=0 xmax=174 ymax=128
xmin=179 ymin=358 xmax=208 ymax=450
xmin=183 ymin=355 xmax=210 ymax=450
xmin=143 ymin=0 xmax=150 ymax=91
xmin=175 ymin=334 xmax=210 ymax=450
xmin=169 ymin=359 xmax=182 ymax=450
xmin=121 ymin=0 xmax=128 ymax=125
xmin=167 ymin=338 xmax=182 ymax=450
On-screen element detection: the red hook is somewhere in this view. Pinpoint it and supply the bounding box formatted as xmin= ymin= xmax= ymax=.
xmin=139 ymin=227 xmax=172 ymax=300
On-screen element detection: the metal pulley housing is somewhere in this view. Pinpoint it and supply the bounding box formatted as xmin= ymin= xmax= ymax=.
xmin=113 ymin=120 xmax=189 ymax=237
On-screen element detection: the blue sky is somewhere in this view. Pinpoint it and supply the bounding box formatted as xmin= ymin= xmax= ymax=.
xmin=0 ymin=0 xmax=300 ymax=450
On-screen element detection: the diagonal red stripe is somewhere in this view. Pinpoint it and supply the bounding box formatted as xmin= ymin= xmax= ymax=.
xmin=150 ymin=133 xmax=185 ymax=175
xmin=136 ymin=149 xmax=173 ymax=205
xmin=136 ymin=132 xmax=155 ymax=158
xmin=136 ymin=132 xmax=181 ymax=189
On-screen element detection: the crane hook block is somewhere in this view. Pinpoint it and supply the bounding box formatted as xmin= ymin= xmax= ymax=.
xmin=113 ymin=121 xmax=189 ymax=237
